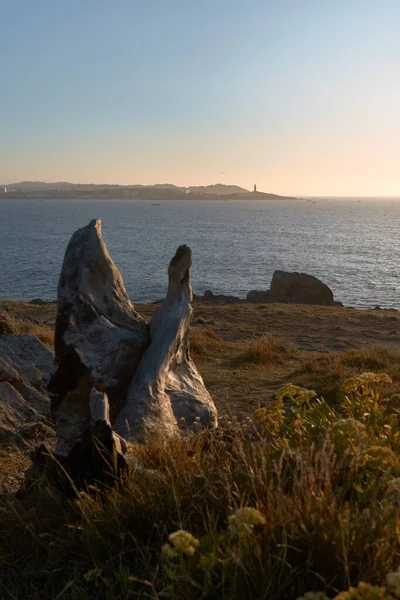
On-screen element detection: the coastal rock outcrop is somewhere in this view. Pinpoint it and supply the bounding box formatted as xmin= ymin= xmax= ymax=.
xmin=246 ymin=290 xmax=271 ymax=302
xmin=45 ymin=219 xmax=217 ymax=484
xmin=246 ymin=271 xmax=340 ymax=306
xmin=270 ymin=270 xmax=338 ymax=306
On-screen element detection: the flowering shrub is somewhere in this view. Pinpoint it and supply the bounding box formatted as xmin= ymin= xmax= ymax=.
xmin=162 ymin=530 xmax=200 ymax=558
xmin=329 ymin=419 xmax=367 ymax=454
xmin=253 ymin=401 xmax=284 ymax=435
xmin=386 ymin=567 xmax=400 ymax=598
xmin=333 ymin=582 xmax=394 ymax=599
xmin=228 ymin=506 xmax=266 ymax=536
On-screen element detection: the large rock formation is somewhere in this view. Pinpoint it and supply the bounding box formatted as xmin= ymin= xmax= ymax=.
xmin=46 ymin=219 xmax=217 ymax=483
xmin=269 ymin=270 xmax=338 ymax=306
xmin=247 ymin=271 xmax=340 ymax=306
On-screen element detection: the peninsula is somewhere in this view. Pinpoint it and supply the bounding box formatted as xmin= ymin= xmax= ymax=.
xmin=0 ymin=181 xmax=300 ymax=201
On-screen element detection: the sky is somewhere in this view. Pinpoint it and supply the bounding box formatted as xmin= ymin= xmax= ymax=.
xmin=1 ymin=0 xmax=400 ymax=196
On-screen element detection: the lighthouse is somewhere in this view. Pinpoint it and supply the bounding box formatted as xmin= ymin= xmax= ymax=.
xmin=253 ymin=184 xmax=257 ymax=193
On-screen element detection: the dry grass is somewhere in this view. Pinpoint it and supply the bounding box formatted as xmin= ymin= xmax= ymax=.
xmin=2 ymin=380 xmax=400 ymax=598
xmin=0 ymin=313 xmax=54 ymax=348
xmin=190 ymin=327 xmax=226 ymax=357
xmin=235 ymin=333 xmax=294 ymax=365
xmin=294 ymin=344 xmax=400 ymax=401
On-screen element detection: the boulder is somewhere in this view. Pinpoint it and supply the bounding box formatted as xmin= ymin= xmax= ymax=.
xmin=198 ymin=290 xmax=241 ymax=303
xmin=269 ymin=270 xmax=339 ymax=306
xmin=246 ymin=290 xmax=271 ymax=303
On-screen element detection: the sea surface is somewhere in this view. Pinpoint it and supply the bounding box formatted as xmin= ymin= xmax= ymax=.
xmin=0 ymin=197 xmax=399 ymax=309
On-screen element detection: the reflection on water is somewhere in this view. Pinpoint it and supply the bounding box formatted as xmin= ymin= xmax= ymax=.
xmin=0 ymin=198 xmax=399 ymax=309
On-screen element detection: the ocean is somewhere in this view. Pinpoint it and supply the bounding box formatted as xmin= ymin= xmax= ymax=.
xmin=0 ymin=197 xmax=399 ymax=309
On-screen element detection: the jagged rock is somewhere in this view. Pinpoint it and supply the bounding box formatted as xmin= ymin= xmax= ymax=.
xmin=269 ymin=270 xmax=339 ymax=306
xmin=0 ymin=334 xmax=54 ymax=387
xmin=0 ymin=335 xmax=53 ymax=424
xmin=246 ymin=290 xmax=271 ymax=302
xmin=49 ymin=220 xmax=217 ymax=462
xmin=199 ymin=289 xmax=240 ymax=303
xmin=49 ymin=219 xmax=150 ymax=456
xmin=115 ymin=245 xmax=218 ymax=441
xmin=0 ymin=382 xmax=41 ymax=442
xmin=0 ymin=357 xmax=20 ymax=387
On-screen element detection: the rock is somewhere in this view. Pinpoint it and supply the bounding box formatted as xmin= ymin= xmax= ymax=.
xmin=49 ymin=220 xmax=217 ymax=459
xmin=0 ymin=382 xmax=41 ymax=442
xmin=0 ymin=357 xmax=21 ymax=387
xmin=0 ymin=334 xmax=54 ymax=387
xmin=246 ymin=290 xmax=271 ymax=303
xmin=29 ymin=298 xmax=47 ymax=305
xmin=269 ymin=270 xmax=339 ymax=306
xmin=199 ymin=290 xmax=240 ymax=303
xmin=374 ymin=305 xmax=382 ymax=310
xmin=49 ymin=219 xmax=150 ymax=456
xmin=114 ymin=245 xmax=218 ymax=441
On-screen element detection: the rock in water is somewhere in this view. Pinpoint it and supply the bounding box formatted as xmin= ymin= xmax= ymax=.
xmin=114 ymin=245 xmax=218 ymax=441
xmin=49 ymin=219 xmax=149 ymax=456
xmin=269 ymin=270 xmax=339 ymax=306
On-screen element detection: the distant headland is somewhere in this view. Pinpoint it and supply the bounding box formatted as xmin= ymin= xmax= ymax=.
xmin=0 ymin=181 xmax=300 ymax=201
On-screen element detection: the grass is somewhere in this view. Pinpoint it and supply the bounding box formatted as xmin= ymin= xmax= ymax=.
xmin=294 ymin=344 xmax=400 ymax=402
xmin=2 ymin=303 xmax=400 ymax=598
xmin=2 ymin=376 xmax=400 ymax=599
xmin=234 ymin=333 xmax=294 ymax=365
xmin=0 ymin=312 xmax=54 ymax=348
xmin=190 ymin=327 xmax=226 ymax=357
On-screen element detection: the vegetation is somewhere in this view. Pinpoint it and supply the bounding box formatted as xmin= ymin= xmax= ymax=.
xmin=0 ymin=312 xmax=53 ymax=348
xmin=1 ymin=372 xmax=400 ymax=598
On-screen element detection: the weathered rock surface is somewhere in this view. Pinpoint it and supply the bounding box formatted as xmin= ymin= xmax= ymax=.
xmin=49 ymin=219 xmax=150 ymax=456
xmin=0 ymin=335 xmax=53 ymax=441
xmin=0 ymin=382 xmax=41 ymax=442
xmin=246 ymin=271 xmax=340 ymax=306
xmin=270 ymin=270 xmax=339 ymax=306
xmin=50 ymin=219 xmax=217 ymax=467
xmin=115 ymin=245 xmax=218 ymax=441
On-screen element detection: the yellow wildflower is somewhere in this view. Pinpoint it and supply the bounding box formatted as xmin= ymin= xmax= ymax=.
xmin=162 ymin=529 xmax=199 ymax=559
xmin=329 ymin=419 xmax=367 ymax=454
xmin=228 ymin=506 xmax=266 ymax=535
xmin=334 ymin=581 xmax=393 ymax=599
xmin=254 ymin=402 xmax=284 ymax=435
xmin=387 ymin=567 xmax=400 ymax=598
xmin=361 ymin=446 xmax=400 ymax=476
xmin=385 ymin=478 xmax=400 ymax=506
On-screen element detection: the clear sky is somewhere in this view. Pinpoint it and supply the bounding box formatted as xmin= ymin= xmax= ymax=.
xmin=1 ymin=0 xmax=400 ymax=195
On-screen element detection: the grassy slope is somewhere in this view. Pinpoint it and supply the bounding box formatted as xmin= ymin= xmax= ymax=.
xmin=1 ymin=300 xmax=400 ymax=598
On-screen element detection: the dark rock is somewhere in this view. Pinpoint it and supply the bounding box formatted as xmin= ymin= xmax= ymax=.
xmin=29 ymin=298 xmax=47 ymax=305
xmin=246 ymin=290 xmax=271 ymax=303
xmin=269 ymin=270 xmax=339 ymax=306
xmin=374 ymin=305 xmax=382 ymax=310
xmin=199 ymin=290 xmax=241 ymax=303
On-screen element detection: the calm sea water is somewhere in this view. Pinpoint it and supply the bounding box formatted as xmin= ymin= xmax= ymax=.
xmin=0 ymin=198 xmax=399 ymax=309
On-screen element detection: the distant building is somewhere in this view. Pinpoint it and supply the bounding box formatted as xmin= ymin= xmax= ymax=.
xmin=3 ymin=186 xmax=7 ymax=194
xmin=253 ymin=184 xmax=257 ymax=192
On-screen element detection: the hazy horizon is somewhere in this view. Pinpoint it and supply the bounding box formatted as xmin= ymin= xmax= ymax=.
xmin=2 ymin=1 xmax=400 ymax=196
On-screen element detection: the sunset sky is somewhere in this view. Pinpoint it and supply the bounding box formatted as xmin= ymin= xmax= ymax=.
xmin=2 ymin=0 xmax=400 ymax=196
